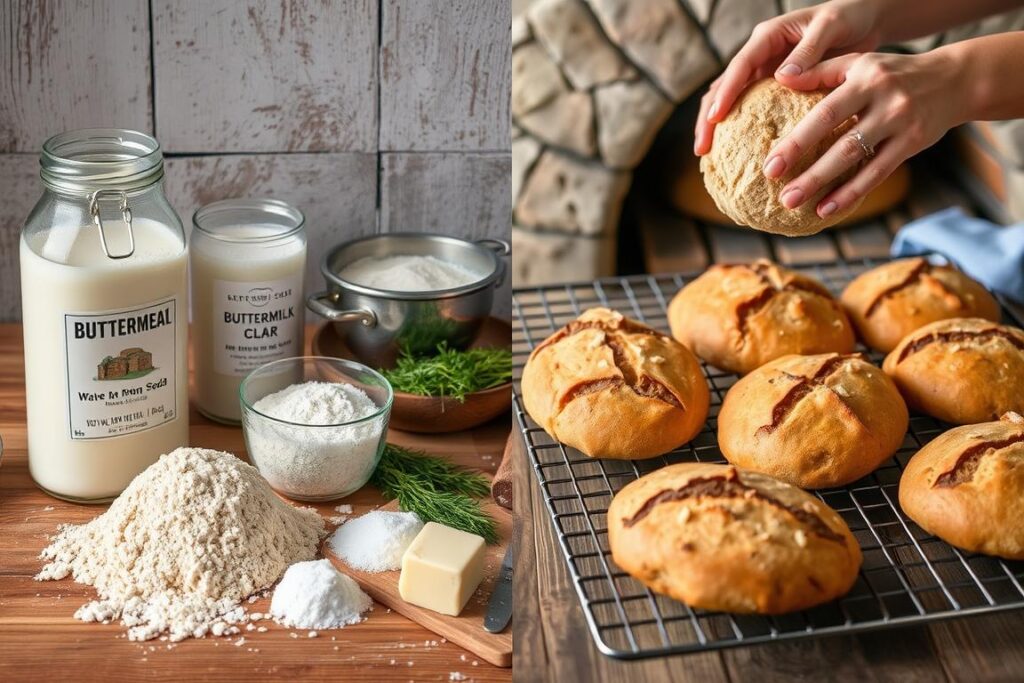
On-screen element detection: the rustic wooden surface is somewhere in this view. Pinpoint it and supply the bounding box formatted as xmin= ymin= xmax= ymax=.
xmin=0 ymin=0 xmax=151 ymax=152
xmin=0 ymin=324 xmax=512 ymax=682
xmin=516 ymin=187 xmax=1024 ymax=681
xmin=325 ymin=498 xmax=513 ymax=668
xmin=379 ymin=0 xmax=511 ymax=151
xmin=0 ymin=0 xmax=511 ymax=323
xmin=152 ymin=0 xmax=379 ymax=153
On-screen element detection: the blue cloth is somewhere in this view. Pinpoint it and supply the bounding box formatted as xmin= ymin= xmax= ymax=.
xmin=891 ymin=207 xmax=1024 ymax=304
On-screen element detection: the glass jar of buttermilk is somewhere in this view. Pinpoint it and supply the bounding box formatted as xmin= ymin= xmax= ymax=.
xmin=21 ymin=129 xmax=189 ymax=502
xmin=190 ymin=199 xmax=307 ymax=423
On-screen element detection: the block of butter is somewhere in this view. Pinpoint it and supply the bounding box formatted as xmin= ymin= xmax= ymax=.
xmin=399 ymin=521 xmax=487 ymax=616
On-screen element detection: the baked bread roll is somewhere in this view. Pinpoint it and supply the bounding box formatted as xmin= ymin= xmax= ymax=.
xmin=701 ymin=78 xmax=864 ymax=236
xmin=718 ymin=353 xmax=908 ymax=488
xmin=608 ymin=463 xmax=861 ymax=614
xmin=840 ymin=258 xmax=1000 ymax=352
xmin=899 ymin=412 xmax=1024 ymax=559
xmin=521 ymin=307 xmax=709 ymax=459
xmin=883 ymin=318 xmax=1024 ymax=424
xmin=668 ymin=260 xmax=855 ymax=375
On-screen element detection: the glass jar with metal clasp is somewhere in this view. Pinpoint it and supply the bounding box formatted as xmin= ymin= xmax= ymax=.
xmin=20 ymin=128 xmax=189 ymax=502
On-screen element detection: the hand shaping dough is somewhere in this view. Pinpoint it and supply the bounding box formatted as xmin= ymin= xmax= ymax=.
xmin=701 ymin=78 xmax=864 ymax=236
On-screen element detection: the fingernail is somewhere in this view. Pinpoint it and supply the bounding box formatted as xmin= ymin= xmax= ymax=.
xmin=707 ymin=101 xmax=718 ymax=120
xmin=763 ymin=156 xmax=786 ymax=178
xmin=820 ymin=201 xmax=838 ymax=217
xmin=777 ymin=63 xmax=802 ymax=77
xmin=781 ymin=188 xmax=804 ymax=209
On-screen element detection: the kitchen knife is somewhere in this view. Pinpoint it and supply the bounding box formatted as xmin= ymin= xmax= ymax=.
xmin=484 ymin=545 xmax=513 ymax=633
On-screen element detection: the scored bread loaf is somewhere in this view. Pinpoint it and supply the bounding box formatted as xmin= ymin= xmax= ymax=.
xmin=718 ymin=353 xmax=908 ymax=489
xmin=899 ymin=412 xmax=1024 ymax=559
xmin=701 ymin=78 xmax=865 ymax=236
xmin=668 ymin=260 xmax=854 ymax=375
xmin=521 ymin=307 xmax=709 ymax=460
xmin=882 ymin=317 xmax=1024 ymax=424
xmin=608 ymin=463 xmax=862 ymax=614
xmin=840 ymin=258 xmax=1000 ymax=352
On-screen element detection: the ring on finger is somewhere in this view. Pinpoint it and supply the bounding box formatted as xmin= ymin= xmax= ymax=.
xmin=849 ymin=128 xmax=875 ymax=159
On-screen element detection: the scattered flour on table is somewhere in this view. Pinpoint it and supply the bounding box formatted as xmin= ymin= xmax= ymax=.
xmin=329 ymin=511 xmax=424 ymax=572
xmin=269 ymin=560 xmax=371 ymax=630
xmin=35 ymin=447 xmax=325 ymax=642
xmin=247 ymin=382 xmax=384 ymax=499
xmin=339 ymin=254 xmax=482 ymax=292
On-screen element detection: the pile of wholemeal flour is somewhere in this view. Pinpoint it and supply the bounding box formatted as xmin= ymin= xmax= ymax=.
xmin=36 ymin=447 xmax=325 ymax=641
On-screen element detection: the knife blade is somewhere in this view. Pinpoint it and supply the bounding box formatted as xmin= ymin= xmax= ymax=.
xmin=484 ymin=545 xmax=513 ymax=633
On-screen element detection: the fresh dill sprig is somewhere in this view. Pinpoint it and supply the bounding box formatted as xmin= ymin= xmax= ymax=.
xmin=380 ymin=344 xmax=512 ymax=402
xmin=371 ymin=444 xmax=499 ymax=544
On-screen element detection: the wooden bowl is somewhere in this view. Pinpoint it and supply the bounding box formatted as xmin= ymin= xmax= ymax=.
xmin=312 ymin=317 xmax=512 ymax=434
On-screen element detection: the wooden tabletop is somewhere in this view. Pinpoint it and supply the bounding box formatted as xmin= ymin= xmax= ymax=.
xmin=0 ymin=324 xmax=512 ymax=683
xmin=514 ymin=176 xmax=1024 ymax=681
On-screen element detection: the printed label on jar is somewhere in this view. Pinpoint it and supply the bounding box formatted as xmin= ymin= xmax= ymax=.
xmin=64 ymin=298 xmax=179 ymax=440
xmin=213 ymin=275 xmax=303 ymax=376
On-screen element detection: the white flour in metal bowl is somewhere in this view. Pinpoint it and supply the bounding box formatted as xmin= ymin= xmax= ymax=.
xmin=339 ymin=254 xmax=482 ymax=292
xmin=35 ymin=447 xmax=325 ymax=642
xmin=244 ymin=381 xmax=386 ymax=499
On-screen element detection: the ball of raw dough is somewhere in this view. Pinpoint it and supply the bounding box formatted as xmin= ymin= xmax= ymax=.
xmin=700 ymin=79 xmax=864 ymax=236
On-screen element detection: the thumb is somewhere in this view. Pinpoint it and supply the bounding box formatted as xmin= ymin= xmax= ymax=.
xmin=775 ymin=15 xmax=841 ymax=79
xmin=779 ymin=53 xmax=858 ymax=91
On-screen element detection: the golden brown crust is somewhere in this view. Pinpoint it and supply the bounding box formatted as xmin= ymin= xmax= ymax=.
xmin=668 ymin=260 xmax=855 ymax=375
xmin=718 ymin=353 xmax=908 ymax=488
xmin=608 ymin=463 xmax=862 ymax=614
xmin=700 ymin=79 xmax=865 ymax=236
xmin=899 ymin=412 xmax=1024 ymax=559
xmin=521 ymin=307 xmax=710 ymax=459
xmin=840 ymin=258 xmax=1000 ymax=352
xmin=882 ymin=318 xmax=1024 ymax=424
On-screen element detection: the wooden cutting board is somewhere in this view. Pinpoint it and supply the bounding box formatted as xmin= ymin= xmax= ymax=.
xmin=324 ymin=499 xmax=513 ymax=668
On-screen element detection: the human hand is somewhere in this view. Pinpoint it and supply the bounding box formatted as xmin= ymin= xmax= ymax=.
xmin=764 ymin=50 xmax=966 ymax=219
xmin=694 ymin=0 xmax=882 ymax=155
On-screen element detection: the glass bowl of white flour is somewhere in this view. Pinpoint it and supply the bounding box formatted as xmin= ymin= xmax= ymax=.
xmin=240 ymin=356 xmax=393 ymax=501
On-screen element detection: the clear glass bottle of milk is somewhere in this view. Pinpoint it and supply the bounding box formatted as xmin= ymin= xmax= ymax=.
xmin=190 ymin=199 xmax=307 ymax=423
xmin=21 ymin=129 xmax=189 ymax=502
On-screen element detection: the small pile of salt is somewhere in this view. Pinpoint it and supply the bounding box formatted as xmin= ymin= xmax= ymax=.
xmin=269 ymin=560 xmax=371 ymax=630
xmin=329 ymin=511 xmax=424 ymax=572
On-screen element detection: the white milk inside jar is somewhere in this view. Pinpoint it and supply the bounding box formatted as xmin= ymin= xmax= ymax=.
xmin=190 ymin=199 xmax=306 ymax=423
xmin=20 ymin=129 xmax=189 ymax=502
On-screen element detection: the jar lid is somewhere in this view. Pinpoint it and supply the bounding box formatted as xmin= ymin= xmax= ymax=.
xmin=40 ymin=129 xmax=164 ymax=193
xmin=193 ymin=198 xmax=305 ymax=243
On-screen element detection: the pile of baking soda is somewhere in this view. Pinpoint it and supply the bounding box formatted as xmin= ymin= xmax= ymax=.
xmin=35 ymin=447 xmax=325 ymax=641
xmin=339 ymin=254 xmax=481 ymax=292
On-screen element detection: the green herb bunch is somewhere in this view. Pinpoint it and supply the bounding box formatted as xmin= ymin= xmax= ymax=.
xmin=381 ymin=343 xmax=512 ymax=402
xmin=371 ymin=444 xmax=499 ymax=544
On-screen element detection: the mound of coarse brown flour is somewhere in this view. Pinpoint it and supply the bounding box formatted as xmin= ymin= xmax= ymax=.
xmin=36 ymin=447 xmax=325 ymax=641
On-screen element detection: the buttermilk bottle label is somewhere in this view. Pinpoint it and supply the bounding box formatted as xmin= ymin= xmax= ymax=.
xmin=212 ymin=274 xmax=302 ymax=376
xmin=64 ymin=297 xmax=179 ymax=440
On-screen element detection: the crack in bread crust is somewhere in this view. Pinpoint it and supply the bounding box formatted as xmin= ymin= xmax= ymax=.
xmin=864 ymin=260 xmax=963 ymax=317
xmin=622 ymin=470 xmax=845 ymax=544
xmin=536 ymin=316 xmax=684 ymax=411
xmin=934 ymin=433 xmax=1024 ymax=487
xmin=756 ymin=354 xmax=861 ymax=435
xmin=896 ymin=328 xmax=1024 ymax=363
xmin=729 ymin=263 xmax=837 ymax=340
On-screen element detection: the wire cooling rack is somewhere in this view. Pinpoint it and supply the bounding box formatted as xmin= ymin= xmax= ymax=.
xmin=512 ymin=257 xmax=1024 ymax=659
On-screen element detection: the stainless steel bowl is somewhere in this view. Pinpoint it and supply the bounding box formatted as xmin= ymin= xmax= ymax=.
xmin=307 ymin=232 xmax=509 ymax=366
